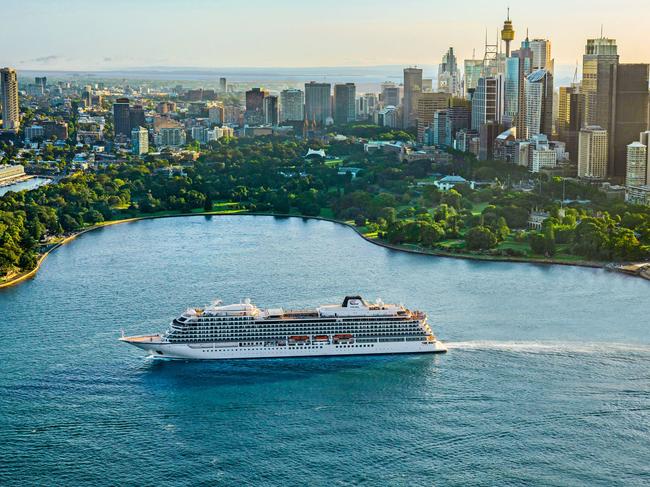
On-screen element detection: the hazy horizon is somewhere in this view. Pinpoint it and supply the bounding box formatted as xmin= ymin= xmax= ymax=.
xmin=4 ymin=0 xmax=649 ymax=72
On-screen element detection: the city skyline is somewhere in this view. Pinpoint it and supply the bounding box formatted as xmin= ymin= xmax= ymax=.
xmin=4 ymin=0 xmax=650 ymax=71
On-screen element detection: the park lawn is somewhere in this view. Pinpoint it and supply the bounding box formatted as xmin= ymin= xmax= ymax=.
xmin=498 ymin=238 xmax=531 ymax=254
xmin=436 ymin=239 xmax=465 ymax=250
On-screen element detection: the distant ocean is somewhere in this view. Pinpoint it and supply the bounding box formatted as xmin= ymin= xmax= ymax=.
xmin=19 ymin=64 xmax=578 ymax=91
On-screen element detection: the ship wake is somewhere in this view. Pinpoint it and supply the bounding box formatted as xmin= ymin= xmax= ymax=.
xmin=445 ymin=340 xmax=650 ymax=355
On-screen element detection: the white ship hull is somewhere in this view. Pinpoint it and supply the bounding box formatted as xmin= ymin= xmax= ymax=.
xmin=124 ymin=337 xmax=447 ymax=360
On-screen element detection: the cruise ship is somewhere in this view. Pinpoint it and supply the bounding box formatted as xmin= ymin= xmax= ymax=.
xmin=120 ymin=296 xmax=447 ymax=360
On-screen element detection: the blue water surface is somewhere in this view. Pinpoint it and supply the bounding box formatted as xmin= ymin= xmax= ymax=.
xmin=1 ymin=216 xmax=649 ymax=486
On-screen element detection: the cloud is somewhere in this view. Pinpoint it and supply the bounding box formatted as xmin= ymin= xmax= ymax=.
xmin=21 ymin=55 xmax=60 ymax=64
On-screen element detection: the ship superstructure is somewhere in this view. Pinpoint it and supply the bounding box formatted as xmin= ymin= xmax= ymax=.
xmin=121 ymin=296 xmax=446 ymax=359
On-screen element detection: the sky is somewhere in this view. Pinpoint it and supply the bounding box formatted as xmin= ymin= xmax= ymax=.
xmin=3 ymin=0 xmax=649 ymax=71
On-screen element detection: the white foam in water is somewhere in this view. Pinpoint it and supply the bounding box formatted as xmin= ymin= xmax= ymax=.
xmin=445 ymin=341 xmax=650 ymax=355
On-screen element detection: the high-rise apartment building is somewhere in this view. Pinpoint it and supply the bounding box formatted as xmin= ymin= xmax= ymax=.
xmin=403 ymin=68 xmax=423 ymax=128
xmin=304 ymin=82 xmax=332 ymax=126
xmin=333 ymin=83 xmax=356 ymax=125
xmin=280 ymin=89 xmax=304 ymax=122
xmin=1 ymin=68 xmax=20 ymax=131
xmin=131 ymin=126 xmax=149 ymax=155
xmin=625 ymin=142 xmax=648 ymax=187
xmin=113 ymin=98 xmax=131 ymax=138
xmin=578 ymin=126 xmax=609 ymax=178
xmin=416 ymin=92 xmax=450 ymax=143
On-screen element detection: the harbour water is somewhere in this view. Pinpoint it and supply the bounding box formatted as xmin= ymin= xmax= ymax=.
xmin=1 ymin=216 xmax=648 ymax=486
xmin=0 ymin=177 xmax=52 ymax=197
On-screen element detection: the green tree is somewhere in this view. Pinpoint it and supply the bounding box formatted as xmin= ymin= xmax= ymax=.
xmin=466 ymin=226 xmax=498 ymax=250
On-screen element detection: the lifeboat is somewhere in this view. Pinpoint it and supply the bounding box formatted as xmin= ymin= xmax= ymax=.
xmin=333 ymin=334 xmax=354 ymax=344
xmin=314 ymin=335 xmax=329 ymax=342
xmin=289 ymin=336 xmax=310 ymax=342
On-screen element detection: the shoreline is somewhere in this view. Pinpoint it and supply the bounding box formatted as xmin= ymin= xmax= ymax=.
xmin=1 ymin=211 xmax=648 ymax=290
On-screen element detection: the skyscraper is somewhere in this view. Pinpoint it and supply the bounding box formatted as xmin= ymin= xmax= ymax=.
xmin=464 ymin=59 xmax=484 ymax=97
xmin=35 ymin=76 xmax=47 ymax=91
xmin=381 ymin=82 xmax=401 ymax=107
xmin=641 ymin=131 xmax=650 ymax=184
xmin=557 ymin=84 xmax=585 ymax=161
xmin=510 ymin=37 xmax=534 ymax=138
xmin=524 ymin=69 xmax=554 ymax=139
xmin=403 ymin=67 xmax=423 ymax=129
xmin=245 ymin=88 xmax=268 ymax=126
xmin=625 ymin=142 xmax=648 ymax=187
xmin=530 ymin=39 xmax=553 ymax=71
xmin=129 ymin=105 xmax=146 ymax=131
xmin=263 ymin=95 xmax=279 ymax=126
xmin=416 ymin=92 xmax=450 ymax=143
xmin=219 ymin=77 xmax=227 ymax=92
xmin=131 ymin=126 xmax=149 ymax=155
xmin=612 ymin=64 xmax=650 ymax=179
xmin=578 ymin=126 xmax=609 ymax=178
xmin=471 ymin=76 xmax=504 ymax=131
xmin=304 ymin=82 xmax=332 ymax=126
xmin=280 ymin=89 xmax=304 ymax=122
xmin=1 ymin=68 xmax=20 ymax=131
xmin=582 ymin=37 xmax=619 ymax=137
xmin=438 ymin=48 xmax=460 ymax=97
xmin=113 ymin=98 xmax=131 ymax=138
xmin=333 ymin=83 xmax=356 ymax=125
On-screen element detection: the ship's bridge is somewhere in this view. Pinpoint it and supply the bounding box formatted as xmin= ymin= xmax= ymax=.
xmin=181 ymin=298 xmax=260 ymax=319
xmin=317 ymin=296 xmax=406 ymax=318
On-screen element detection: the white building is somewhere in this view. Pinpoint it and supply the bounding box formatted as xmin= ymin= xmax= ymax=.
xmin=530 ymin=149 xmax=557 ymax=173
xmin=578 ymin=126 xmax=608 ymax=178
xmin=0 ymin=164 xmax=25 ymax=182
xmin=626 ymin=141 xmax=648 ymax=187
xmin=626 ymin=185 xmax=650 ymax=206
xmin=155 ymin=127 xmax=186 ymax=148
xmin=280 ymin=89 xmax=304 ymax=123
xmin=131 ymin=126 xmax=149 ymax=155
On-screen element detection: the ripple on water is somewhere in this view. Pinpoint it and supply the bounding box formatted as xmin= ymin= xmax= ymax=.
xmin=1 ymin=216 xmax=649 ymax=487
